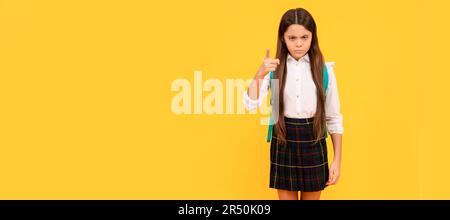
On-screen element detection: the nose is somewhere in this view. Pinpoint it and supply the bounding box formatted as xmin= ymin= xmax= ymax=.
xmin=296 ymin=40 xmax=302 ymax=47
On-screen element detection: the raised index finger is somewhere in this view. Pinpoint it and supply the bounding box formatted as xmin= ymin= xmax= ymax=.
xmin=265 ymin=48 xmax=270 ymax=59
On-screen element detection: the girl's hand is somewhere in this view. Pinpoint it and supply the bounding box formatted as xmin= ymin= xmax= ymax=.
xmin=326 ymin=160 xmax=341 ymax=185
xmin=255 ymin=49 xmax=280 ymax=79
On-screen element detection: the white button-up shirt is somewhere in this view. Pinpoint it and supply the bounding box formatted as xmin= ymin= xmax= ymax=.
xmin=243 ymin=53 xmax=344 ymax=134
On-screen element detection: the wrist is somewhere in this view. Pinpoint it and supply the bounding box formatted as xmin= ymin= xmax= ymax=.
xmin=254 ymin=73 xmax=265 ymax=80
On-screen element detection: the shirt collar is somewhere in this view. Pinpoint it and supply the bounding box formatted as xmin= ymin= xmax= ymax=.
xmin=287 ymin=53 xmax=310 ymax=63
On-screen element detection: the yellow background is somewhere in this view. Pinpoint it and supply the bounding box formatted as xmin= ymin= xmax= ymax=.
xmin=1 ymin=0 xmax=449 ymax=199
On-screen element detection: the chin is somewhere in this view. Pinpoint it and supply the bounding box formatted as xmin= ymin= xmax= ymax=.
xmin=290 ymin=51 xmax=304 ymax=58
xmin=292 ymin=54 xmax=304 ymax=60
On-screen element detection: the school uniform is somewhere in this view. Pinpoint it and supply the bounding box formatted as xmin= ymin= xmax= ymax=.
xmin=243 ymin=53 xmax=343 ymax=192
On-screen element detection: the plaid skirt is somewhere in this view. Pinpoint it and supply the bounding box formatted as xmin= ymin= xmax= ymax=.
xmin=270 ymin=117 xmax=329 ymax=192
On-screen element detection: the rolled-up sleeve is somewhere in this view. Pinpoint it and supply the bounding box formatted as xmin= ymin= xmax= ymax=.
xmin=325 ymin=62 xmax=344 ymax=134
xmin=243 ymin=74 xmax=270 ymax=111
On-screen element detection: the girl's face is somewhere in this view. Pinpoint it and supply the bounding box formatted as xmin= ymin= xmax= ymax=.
xmin=283 ymin=24 xmax=312 ymax=60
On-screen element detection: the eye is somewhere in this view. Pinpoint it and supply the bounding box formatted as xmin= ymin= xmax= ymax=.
xmin=302 ymin=36 xmax=309 ymax=39
xmin=288 ymin=36 xmax=297 ymax=41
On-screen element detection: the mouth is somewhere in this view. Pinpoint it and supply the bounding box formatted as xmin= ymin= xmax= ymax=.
xmin=294 ymin=50 xmax=304 ymax=53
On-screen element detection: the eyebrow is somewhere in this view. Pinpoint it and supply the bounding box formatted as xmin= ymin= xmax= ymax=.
xmin=287 ymin=34 xmax=309 ymax=37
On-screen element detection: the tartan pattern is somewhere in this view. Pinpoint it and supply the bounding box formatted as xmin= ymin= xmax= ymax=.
xmin=269 ymin=117 xmax=329 ymax=192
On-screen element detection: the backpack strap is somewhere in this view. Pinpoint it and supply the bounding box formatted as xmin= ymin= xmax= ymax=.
xmin=322 ymin=64 xmax=329 ymax=138
xmin=323 ymin=64 xmax=329 ymax=94
xmin=266 ymin=64 xmax=329 ymax=143
xmin=266 ymin=71 xmax=275 ymax=142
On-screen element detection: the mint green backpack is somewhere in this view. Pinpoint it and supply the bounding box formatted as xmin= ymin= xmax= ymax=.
xmin=266 ymin=64 xmax=329 ymax=142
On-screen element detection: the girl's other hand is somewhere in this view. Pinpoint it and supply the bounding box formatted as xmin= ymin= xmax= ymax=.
xmin=326 ymin=160 xmax=341 ymax=185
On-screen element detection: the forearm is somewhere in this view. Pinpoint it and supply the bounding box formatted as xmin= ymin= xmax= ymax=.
xmin=246 ymin=75 xmax=264 ymax=101
xmin=330 ymin=133 xmax=342 ymax=162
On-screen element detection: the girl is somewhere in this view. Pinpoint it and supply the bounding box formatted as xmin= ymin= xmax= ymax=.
xmin=244 ymin=8 xmax=343 ymax=200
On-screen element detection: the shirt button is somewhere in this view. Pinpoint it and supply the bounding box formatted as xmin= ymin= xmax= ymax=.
xmin=296 ymin=78 xmax=299 ymax=82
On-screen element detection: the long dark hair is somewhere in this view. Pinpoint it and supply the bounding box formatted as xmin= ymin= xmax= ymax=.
xmin=274 ymin=8 xmax=326 ymax=145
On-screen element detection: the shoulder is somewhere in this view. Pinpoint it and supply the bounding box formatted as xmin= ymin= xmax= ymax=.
xmin=325 ymin=61 xmax=335 ymax=70
xmin=324 ymin=61 xmax=338 ymax=88
xmin=325 ymin=61 xmax=336 ymax=77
